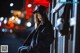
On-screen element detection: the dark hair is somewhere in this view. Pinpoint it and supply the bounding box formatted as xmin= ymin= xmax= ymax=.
xmin=33 ymin=5 xmax=50 ymax=26
xmin=33 ymin=5 xmax=46 ymax=15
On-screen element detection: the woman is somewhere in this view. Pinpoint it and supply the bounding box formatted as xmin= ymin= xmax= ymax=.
xmin=18 ymin=5 xmax=54 ymax=53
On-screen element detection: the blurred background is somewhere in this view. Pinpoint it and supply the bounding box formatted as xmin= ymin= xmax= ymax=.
xmin=0 ymin=0 xmax=80 ymax=53
xmin=0 ymin=0 xmax=34 ymax=53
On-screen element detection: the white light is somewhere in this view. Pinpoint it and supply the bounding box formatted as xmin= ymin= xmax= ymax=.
xmin=17 ymin=19 xmax=21 ymax=24
xmin=28 ymin=4 xmax=32 ymax=7
xmin=10 ymin=29 xmax=13 ymax=33
xmin=10 ymin=3 xmax=14 ymax=7
xmin=11 ymin=16 xmax=15 ymax=20
xmin=0 ymin=17 xmax=4 ymax=21
xmin=15 ymin=18 xmax=21 ymax=24
xmin=4 ymin=20 xmax=7 ymax=24
xmin=26 ymin=22 xmax=32 ymax=27
xmin=10 ymin=10 xmax=13 ymax=13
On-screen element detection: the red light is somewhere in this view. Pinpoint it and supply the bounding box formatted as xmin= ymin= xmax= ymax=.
xmin=25 ymin=0 xmax=33 ymax=20
xmin=34 ymin=0 xmax=50 ymax=8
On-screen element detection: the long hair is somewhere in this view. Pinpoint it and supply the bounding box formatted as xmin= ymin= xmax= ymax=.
xmin=34 ymin=13 xmax=41 ymax=29
xmin=33 ymin=5 xmax=51 ymax=27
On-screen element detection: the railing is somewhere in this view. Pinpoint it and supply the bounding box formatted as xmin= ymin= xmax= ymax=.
xmin=48 ymin=0 xmax=78 ymax=53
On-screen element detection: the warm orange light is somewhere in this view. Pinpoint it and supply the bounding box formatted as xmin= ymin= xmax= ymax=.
xmin=13 ymin=10 xmax=22 ymax=18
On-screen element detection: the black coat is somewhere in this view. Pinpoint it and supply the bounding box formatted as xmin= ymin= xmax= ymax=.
xmin=22 ymin=21 xmax=54 ymax=53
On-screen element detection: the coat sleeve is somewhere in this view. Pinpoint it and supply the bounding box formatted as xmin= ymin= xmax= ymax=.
xmin=23 ymin=29 xmax=36 ymax=46
xmin=38 ymin=26 xmax=54 ymax=47
xmin=43 ymin=27 xmax=54 ymax=43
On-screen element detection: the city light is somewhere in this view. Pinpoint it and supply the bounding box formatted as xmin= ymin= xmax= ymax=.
xmin=10 ymin=10 xmax=14 ymax=13
xmin=10 ymin=29 xmax=13 ymax=33
xmin=0 ymin=17 xmax=4 ymax=21
xmin=4 ymin=18 xmax=7 ymax=24
xmin=26 ymin=22 xmax=32 ymax=27
xmin=10 ymin=3 xmax=14 ymax=7
xmin=16 ymin=19 xmax=21 ymax=24
xmin=2 ymin=28 xmax=7 ymax=32
xmin=15 ymin=17 xmax=21 ymax=24
xmin=4 ymin=20 xmax=7 ymax=24
xmin=9 ymin=16 xmax=15 ymax=21
xmin=2 ymin=28 xmax=5 ymax=32
xmin=28 ymin=4 xmax=32 ymax=7
xmin=11 ymin=16 xmax=15 ymax=20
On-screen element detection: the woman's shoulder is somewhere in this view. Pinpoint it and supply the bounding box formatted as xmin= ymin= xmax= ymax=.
xmin=45 ymin=21 xmax=53 ymax=27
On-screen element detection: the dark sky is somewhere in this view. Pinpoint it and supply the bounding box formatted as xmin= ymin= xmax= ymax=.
xmin=0 ymin=0 xmax=24 ymax=17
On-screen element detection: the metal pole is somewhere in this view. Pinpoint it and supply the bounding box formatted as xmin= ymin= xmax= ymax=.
xmin=72 ymin=0 xmax=77 ymax=53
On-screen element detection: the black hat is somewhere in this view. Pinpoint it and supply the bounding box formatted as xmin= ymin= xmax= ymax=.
xmin=33 ymin=5 xmax=46 ymax=15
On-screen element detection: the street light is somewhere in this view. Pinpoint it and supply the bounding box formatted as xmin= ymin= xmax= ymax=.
xmin=26 ymin=22 xmax=32 ymax=27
